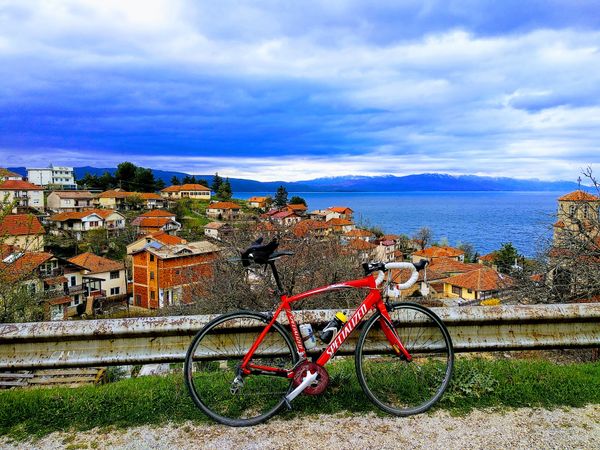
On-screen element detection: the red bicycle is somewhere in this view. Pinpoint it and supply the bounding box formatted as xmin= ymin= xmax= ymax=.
xmin=184 ymin=238 xmax=454 ymax=426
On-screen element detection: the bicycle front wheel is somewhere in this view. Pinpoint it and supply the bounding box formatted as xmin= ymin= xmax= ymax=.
xmin=355 ymin=302 xmax=453 ymax=416
xmin=184 ymin=311 xmax=299 ymax=427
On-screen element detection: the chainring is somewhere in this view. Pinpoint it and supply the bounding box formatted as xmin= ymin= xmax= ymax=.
xmin=292 ymin=361 xmax=329 ymax=395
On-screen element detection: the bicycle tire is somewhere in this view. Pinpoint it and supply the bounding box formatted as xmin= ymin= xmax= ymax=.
xmin=355 ymin=302 xmax=453 ymax=416
xmin=184 ymin=311 xmax=299 ymax=427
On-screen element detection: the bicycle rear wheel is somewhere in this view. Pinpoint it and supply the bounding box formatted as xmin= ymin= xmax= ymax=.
xmin=184 ymin=311 xmax=299 ymax=427
xmin=355 ymin=302 xmax=453 ymax=416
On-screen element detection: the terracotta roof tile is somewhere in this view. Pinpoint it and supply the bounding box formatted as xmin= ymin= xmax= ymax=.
xmin=0 ymin=214 xmax=45 ymax=236
xmin=558 ymin=190 xmax=600 ymax=201
xmin=443 ymin=267 xmax=512 ymax=292
xmin=0 ymin=251 xmax=53 ymax=281
xmin=328 ymin=206 xmax=353 ymax=214
xmin=286 ymin=204 xmax=307 ymax=211
xmin=139 ymin=209 xmax=175 ymax=218
xmin=348 ymin=238 xmax=377 ymax=251
xmin=149 ymin=231 xmax=186 ymax=245
xmin=68 ymin=252 xmax=124 ymax=274
xmin=327 ymin=218 xmax=353 ymax=226
xmin=248 ymin=196 xmax=269 ymax=202
xmin=49 ymin=209 xmax=119 ymax=221
xmin=51 ymin=191 xmax=95 ymax=199
xmin=0 ymin=180 xmax=42 ymax=190
xmin=413 ymin=246 xmax=465 ymax=258
xmin=133 ymin=217 xmax=175 ymax=228
xmin=162 ymin=184 xmax=210 ymax=192
xmin=208 ymin=202 xmax=241 ymax=210
xmin=345 ymin=229 xmax=373 ymax=238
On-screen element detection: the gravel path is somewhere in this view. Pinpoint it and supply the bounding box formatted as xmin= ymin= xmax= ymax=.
xmin=2 ymin=406 xmax=599 ymax=449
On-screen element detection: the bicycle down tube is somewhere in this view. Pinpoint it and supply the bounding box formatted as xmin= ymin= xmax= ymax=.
xmin=240 ymin=274 xmax=412 ymax=376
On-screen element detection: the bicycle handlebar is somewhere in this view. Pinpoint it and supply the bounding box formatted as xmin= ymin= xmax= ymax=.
xmin=375 ymin=262 xmax=420 ymax=290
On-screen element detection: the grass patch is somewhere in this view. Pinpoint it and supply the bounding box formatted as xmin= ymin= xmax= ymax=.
xmin=1 ymin=358 xmax=599 ymax=440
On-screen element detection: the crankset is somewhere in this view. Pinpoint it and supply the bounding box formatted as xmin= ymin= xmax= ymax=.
xmin=292 ymin=361 xmax=329 ymax=395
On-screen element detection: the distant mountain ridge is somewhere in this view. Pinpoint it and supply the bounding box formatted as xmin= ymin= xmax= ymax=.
xmin=8 ymin=166 xmax=581 ymax=192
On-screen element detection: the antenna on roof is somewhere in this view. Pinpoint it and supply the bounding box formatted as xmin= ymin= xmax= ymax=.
xmin=578 ymin=176 xmax=582 ymax=189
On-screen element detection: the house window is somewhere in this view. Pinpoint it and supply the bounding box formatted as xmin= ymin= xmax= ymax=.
xmin=150 ymin=271 xmax=155 ymax=280
xmin=135 ymin=295 xmax=141 ymax=306
xmin=583 ymin=205 xmax=589 ymax=219
xmin=569 ymin=205 xmax=576 ymax=216
xmin=110 ymin=287 xmax=120 ymax=295
xmin=110 ymin=271 xmax=120 ymax=279
xmin=150 ymin=291 xmax=155 ymax=300
xmin=451 ymin=285 xmax=461 ymax=296
xmin=150 ymin=254 xmax=155 ymax=262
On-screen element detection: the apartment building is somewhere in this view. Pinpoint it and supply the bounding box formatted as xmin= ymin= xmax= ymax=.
xmin=27 ymin=165 xmax=76 ymax=189
xmin=47 ymin=191 xmax=95 ymax=213
xmin=0 ymin=180 xmax=45 ymax=213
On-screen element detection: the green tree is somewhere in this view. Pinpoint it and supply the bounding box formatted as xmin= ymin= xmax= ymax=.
xmin=115 ymin=162 xmax=137 ymax=191
xmin=197 ymin=178 xmax=209 ymax=188
xmin=124 ymin=193 xmax=145 ymax=210
xmin=133 ymin=167 xmax=156 ymax=193
xmin=217 ymin=178 xmax=233 ymax=200
xmin=155 ymin=179 xmax=166 ymax=190
xmin=289 ymin=196 xmax=307 ymax=206
xmin=212 ymin=173 xmax=223 ymax=194
xmin=457 ymin=241 xmax=477 ymax=263
xmin=493 ymin=242 xmax=520 ymax=274
xmin=183 ymin=175 xmax=197 ymax=184
xmin=274 ymin=185 xmax=288 ymax=208
xmin=170 ymin=176 xmax=180 ymax=186
xmin=99 ymin=171 xmax=116 ymax=190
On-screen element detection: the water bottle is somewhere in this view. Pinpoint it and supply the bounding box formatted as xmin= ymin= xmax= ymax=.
xmin=319 ymin=312 xmax=348 ymax=343
xmin=299 ymin=323 xmax=317 ymax=349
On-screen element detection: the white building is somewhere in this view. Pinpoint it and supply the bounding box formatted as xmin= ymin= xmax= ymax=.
xmin=27 ymin=165 xmax=77 ymax=189
xmin=0 ymin=180 xmax=45 ymax=212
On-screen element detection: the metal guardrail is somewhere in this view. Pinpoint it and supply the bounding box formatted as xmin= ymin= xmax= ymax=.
xmin=0 ymin=303 xmax=599 ymax=370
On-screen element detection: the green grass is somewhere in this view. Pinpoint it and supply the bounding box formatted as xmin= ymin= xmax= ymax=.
xmin=1 ymin=358 xmax=599 ymax=440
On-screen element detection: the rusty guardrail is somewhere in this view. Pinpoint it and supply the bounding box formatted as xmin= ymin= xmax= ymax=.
xmin=0 ymin=303 xmax=599 ymax=370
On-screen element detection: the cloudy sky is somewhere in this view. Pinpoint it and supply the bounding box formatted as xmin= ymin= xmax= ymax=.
xmin=1 ymin=0 xmax=599 ymax=181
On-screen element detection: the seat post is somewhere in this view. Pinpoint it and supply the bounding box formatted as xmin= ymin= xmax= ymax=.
xmin=268 ymin=261 xmax=285 ymax=295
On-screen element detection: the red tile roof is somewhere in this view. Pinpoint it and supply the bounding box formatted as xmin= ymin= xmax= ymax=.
xmin=345 ymin=229 xmax=373 ymax=238
xmin=272 ymin=210 xmax=297 ymax=219
xmin=49 ymin=209 xmax=119 ymax=221
xmin=162 ymin=184 xmax=210 ymax=192
xmin=348 ymin=238 xmax=377 ymax=251
xmin=51 ymin=191 xmax=95 ymax=199
xmin=443 ymin=267 xmax=512 ymax=292
xmin=558 ymin=190 xmax=600 ymax=201
xmin=413 ymin=246 xmax=465 ymax=258
xmin=149 ymin=231 xmax=186 ymax=245
xmin=553 ymin=220 xmax=565 ymax=228
xmin=0 ymin=180 xmax=42 ymax=190
xmin=479 ymin=252 xmax=498 ymax=262
xmin=292 ymin=219 xmax=330 ymax=237
xmin=68 ymin=252 xmax=124 ymax=274
xmin=426 ymin=257 xmax=481 ymax=281
xmin=140 ymin=193 xmax=162 ymax=200
xmin=134 ymin=217 xmax=174 ymax=228
xmin=327 ymin=218 xmax=353 ymax=226
xmin=139 ymin=209 xmax=175 ymax=218
xmin=248 ymin=196 xmax=269 ymax=203
xmin=207 ymin=202 xmax=241 ymax=210
xmin=286 ymin=204 xmax=307 ymax=211
xmin=0 ymin=214 xmax=45 ymax=236
xmin=97 ymin=189 xmax=132 ymax=199
xmin=0 ymin=251 xmax=54 ymax=281
xmin=328 ymin=206 xmax=353 ymax=214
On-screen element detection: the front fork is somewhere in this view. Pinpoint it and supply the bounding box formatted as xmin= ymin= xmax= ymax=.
xmin=378 ymin=302 xmax=412 ymax=361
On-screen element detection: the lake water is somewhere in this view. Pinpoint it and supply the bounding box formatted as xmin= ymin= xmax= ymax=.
xmin=236 ymin=191 xmax=561 ymax=257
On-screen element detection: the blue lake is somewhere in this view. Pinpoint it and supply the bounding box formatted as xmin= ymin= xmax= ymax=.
xmin=236 ymin=191 xmax=561 ymax=257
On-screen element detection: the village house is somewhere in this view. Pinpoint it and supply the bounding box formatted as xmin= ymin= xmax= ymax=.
xmin=326 ymin=217 xmax=355 ymax=234
xmin=48 ymin=209 xmax=126 ymax=240
xmin=0 ymin=249 xmax=99 ymax=320
xmin=96 ymin=190 xmax=166 ymax=210
xmin=412 ymin=246 xmax=465 ymax=264
xmin=131 ymin=210 xmax=181 ymax=235
xmin=292 ymin=219 xmax=331 ymax=239
xmin=131 ymin=240 xmax=220 ymax=309
xmin=307 ymin=210 xmax=329 ymax=221
xmin=270 ymin=210 xmax=302 ymax=227
xmin=27 ymin=165 xmax=76 ymax=190
xmin=344 ymin=228 xmax=375 ymax=242
xmin=0 ymin=180 xmax=45 ymax=213
xmin=247 ymin=196 xmax=270 ymax=210
xmin=413 ymin=257 xmax=482 ymax=298
xmin=375 ymin=239 xmax=397 ymax=263
xmin=0 ymin=214 xmax=46 ymax=252
xmin=553 ymin=190 xmax=600 ymax=245
xmin=68 ymin=252 xmax=127 ymax=301
xmin=126 ymin=231 xmax=187 ymax=256
xmin=0 ymin=168 xmax=23 ymax=181
xmin=346 ymin=238 xmax=378 ymax=261
xmin=285 ymin=203 xmax=308 ymax=215
xmin=326 ymin=206 xmax=353 ymax=221
xmin=160 ymin=184 xmax=211 ymax=201
xmin=47 ymin=191 xmax=95 ymax=213
xmin=206 ymin=201 xmax=241 ymax=221
xmin=204 ymin=222 xmax=233 ymax=240
xmin=442 ymin=266 xmax=512 ymax=302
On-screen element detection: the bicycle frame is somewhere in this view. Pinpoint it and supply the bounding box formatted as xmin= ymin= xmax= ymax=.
xmin=240 ymin=268 xmax=413 ymax=379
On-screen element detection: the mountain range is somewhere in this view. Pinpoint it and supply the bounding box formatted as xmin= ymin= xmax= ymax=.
xmin=8 ymin=166 xmax=580 ymax=193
